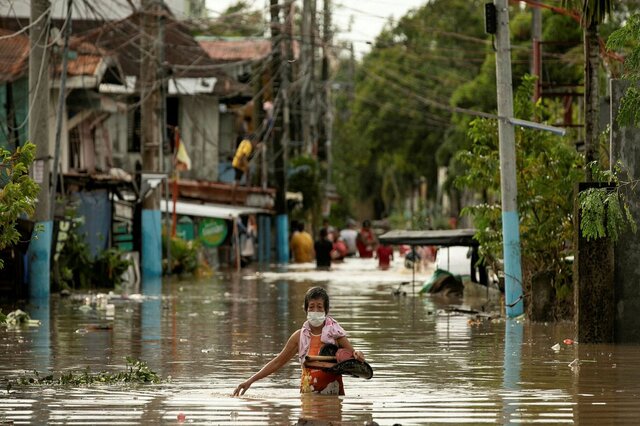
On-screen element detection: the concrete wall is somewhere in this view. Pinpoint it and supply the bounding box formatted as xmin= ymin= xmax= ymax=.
xmin=179 ymin=96 xmax=219 ymax=181
xmin=610 ymin=79 xmax=640 ymax=343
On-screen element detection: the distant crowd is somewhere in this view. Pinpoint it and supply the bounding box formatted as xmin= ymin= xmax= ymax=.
xmin=289 ymin=219 xmax=395 ymax=270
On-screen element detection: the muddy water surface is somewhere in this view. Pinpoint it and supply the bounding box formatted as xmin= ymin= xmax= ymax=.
xmin=1 ymin=257 xmax=640 ymax=425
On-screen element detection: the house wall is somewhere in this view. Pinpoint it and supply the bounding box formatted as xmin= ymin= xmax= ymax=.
xmin=105 ymin=111 xmax=132 ymax=170
xmin=179 ymin=95 xmax=219 ymax=180
xmin=0 ymin=78 xmax=31 ymax=150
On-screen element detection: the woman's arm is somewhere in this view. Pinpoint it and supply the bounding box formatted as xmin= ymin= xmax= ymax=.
xmin=233 ymin=329 xmax=300 ymax=396
xmin=336 ymin=336 xmax=365 ymax=362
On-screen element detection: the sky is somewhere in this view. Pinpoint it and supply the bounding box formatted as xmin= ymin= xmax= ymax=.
xmin=205 ymin=0 xmax=428 ymax=56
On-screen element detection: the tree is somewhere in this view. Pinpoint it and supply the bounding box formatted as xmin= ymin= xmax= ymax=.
xmin=0 ymin=142 xmax=38 ymax=268
xmin=562 ymin=0 xmax=614 ymax=180
xmin=455 ymin=77 xmax=583 ymax=317
xmin=606 ymin=13 xmax=640 ymax=126
xmin=333 ymin=0 xmax=487 ymax=217
xmin=200 ymin=1 xmax=264 ymax=37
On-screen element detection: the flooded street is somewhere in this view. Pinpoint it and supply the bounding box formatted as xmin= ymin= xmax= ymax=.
xmin=2 ymin=257 xmax=640 ymax=424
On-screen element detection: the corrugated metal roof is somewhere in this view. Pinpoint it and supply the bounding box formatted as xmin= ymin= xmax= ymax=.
xmin=198 ymin=38 xmax=271 ymax=62
xmin=0 ymin=28 xmax=112 ymax=83
xmin=161 ymin=200 xmax=268 ymax=219
xmin=0 ymin=28 xmax=30 ymax=82
xmin=78 ymin=11 xmax=247 ymax=97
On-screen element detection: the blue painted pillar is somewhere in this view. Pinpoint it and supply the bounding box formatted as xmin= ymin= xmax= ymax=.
xmin=275 ymin=214 xmax=289 ymax=264
xmin=27 ymin=221 xmax=52 ymax=299
xmin=142 ymin=209 xmax=162 ymax=284
xmin=502 ymin=212 xmax=524 ymax=316
xmin=502 ymin=319 xmax=523 ymax=424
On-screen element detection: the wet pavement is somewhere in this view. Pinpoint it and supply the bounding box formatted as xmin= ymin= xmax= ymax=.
xmin=2 ymin=256 xmax=640 ymax=424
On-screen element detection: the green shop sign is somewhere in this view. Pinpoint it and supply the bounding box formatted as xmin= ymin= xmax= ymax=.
xmin=198 ymin=218 xmax=228 ymax=247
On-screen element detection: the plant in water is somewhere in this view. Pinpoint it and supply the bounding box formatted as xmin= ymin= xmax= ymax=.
xmin=578 ymin=161 xmax=638 ymax=241
xmin=0 ymin=141 xmax=38 ymax=268
xmin=7 ymin=357 xmax=161 ymax=390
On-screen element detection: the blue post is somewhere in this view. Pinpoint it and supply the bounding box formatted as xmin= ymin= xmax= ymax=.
xmin=502 ymin=211 xmax=524 ymax=316
xmin=27 ymin=221 xmax=52 ymax=299
xmin=141 ymin=209 xmax=162 ymax=284
xmin=275 ymin=214 xmax=289 ymax=264
xmin=494 ymin=0 xmax=524 ymax=317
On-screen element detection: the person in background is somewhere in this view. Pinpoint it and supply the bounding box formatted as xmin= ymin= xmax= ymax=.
xmin=290 ymin=221 xmax=314 ymax=263
xmin=232 ymin=133 xmax=258 ymax=186
xmin=339 ymin=219 xmax=358 ymax=257
xmin=376 ymin=243 xmax=393 ymax=270
xmin=314 ymin=228 xmax=333 ymax=270
xmin=233 ymin=286 xmax=366 ymax=396
xmin=330 ymin=232 xmax=348 ymax=262
xmin=356 ymin=220 xmax=377 ymax=258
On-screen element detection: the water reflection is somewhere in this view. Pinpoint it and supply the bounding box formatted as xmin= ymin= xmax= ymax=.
xmin=1 ymin=258 xmax=640 ymax=424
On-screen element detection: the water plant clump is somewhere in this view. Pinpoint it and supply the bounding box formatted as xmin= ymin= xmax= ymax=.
xmin=7 ymin=357 xmax=161 ymax=389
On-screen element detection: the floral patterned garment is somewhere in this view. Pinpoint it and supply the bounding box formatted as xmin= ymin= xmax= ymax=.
xmin=300 ymin=334 xmax=344 ymax=395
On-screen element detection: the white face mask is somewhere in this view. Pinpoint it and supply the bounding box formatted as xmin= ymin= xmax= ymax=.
xmin=307 ymin=311 xmax=326 ymax=327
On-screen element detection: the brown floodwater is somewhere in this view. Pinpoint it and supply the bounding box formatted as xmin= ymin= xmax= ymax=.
xmin=1 ymin=257 xmax=640 ymax=425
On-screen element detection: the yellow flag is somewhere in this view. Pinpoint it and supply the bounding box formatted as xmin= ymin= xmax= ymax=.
xmin=175 ymin=141 xmax=191 ymax=171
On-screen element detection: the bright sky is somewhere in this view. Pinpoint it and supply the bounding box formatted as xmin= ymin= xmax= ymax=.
xmin=205 ymin=0 xmax=428 ymax=56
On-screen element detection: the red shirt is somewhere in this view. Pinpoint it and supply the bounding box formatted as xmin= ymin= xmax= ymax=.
xmin=376 ymin=245 xmax=393 ymax=269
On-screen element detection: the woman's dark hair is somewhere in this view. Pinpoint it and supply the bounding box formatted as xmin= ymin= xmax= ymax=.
xmin=303 ymin=286 xmax=330 ymax=313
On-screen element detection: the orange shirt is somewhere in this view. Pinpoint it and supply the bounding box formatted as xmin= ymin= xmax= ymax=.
xmin=300 ymin=334 xmax=344 ymax=395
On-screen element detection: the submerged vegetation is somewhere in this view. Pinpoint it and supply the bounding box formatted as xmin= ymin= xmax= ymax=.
xmin=6 ymin=357 xmax=161 ymax=391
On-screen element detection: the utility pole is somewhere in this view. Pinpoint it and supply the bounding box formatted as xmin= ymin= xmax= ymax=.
xmin=494 ymin=0 xmax=523 ymax=317
xmin=321 ymin=0 xmax=332 ymax=185
xmin=140 ymin=0 xmax=163 ymax=280
xmin=301 ymin=0 xmax=312 ymax=155
xmin=271 ymin=0 xmax=289 ymax=264
xmin=51 ymin=0 xmax=72 ymax=219
xmin=28 ymin=0 xmax=52 ymax=299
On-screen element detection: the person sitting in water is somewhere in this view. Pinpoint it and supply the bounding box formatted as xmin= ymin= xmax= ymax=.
xmin=232 ymin=286 xmax=366 ymax=396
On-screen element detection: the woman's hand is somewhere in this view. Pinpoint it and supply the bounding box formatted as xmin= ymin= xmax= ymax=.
xmin=233 ymin=380 xmax=252 ymax=396
xmin=353 ymin=350 xmax=365 ymax=362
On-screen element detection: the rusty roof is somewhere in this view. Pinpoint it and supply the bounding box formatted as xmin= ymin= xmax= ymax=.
xmin=0 ymin=28 xmax=30 ymax=82
xmin=78 ymin=11 xmax=247 ymax=97
xmin=198 ymin=38 xmax=272 ymax=62
xmin=198 ymin=37 xmax=300 ymax=63
xmin=0 ymin=28 xmax=109 ymax=83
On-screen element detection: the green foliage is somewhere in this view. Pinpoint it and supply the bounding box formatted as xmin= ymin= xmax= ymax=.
xmin=197 ymin=1 xmax=263 ymax=37
xmin=607 ymin=13 xmax=640 ymax=127
xmin=163 ymin=235 xmax=200 ymax=275
xmin=562 ymin=0 xmax=614 ymax=26
xmin=0 ymin=141 xmax=38 ymax=268
xmin=333 ymin=0 xmax=487 ymax=214
xmin=7 ymin=357 xmax=161 ymax=389
xmin=578 ymin=162 xmax=638 ymax=241
xmin=55 ymin=208 xmax=132 ymax=289
xmin=454 ymin=76 xmax=583 ymax=284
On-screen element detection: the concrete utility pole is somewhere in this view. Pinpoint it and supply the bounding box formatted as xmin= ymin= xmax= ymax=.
xmin=494 ymin=0 xmax=524 ymax=317
xmin=301 ymin=0 xmax=313 ymax=155
xmin=28 ymin=0 xmax=52 ymax=299
xmin=140 ymin=0 xmax=163 ymax=279
xmin=271 ymin=0 xmax=289 ymax=263
xmin=321 ymin=0 xmax=333 ymax=184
